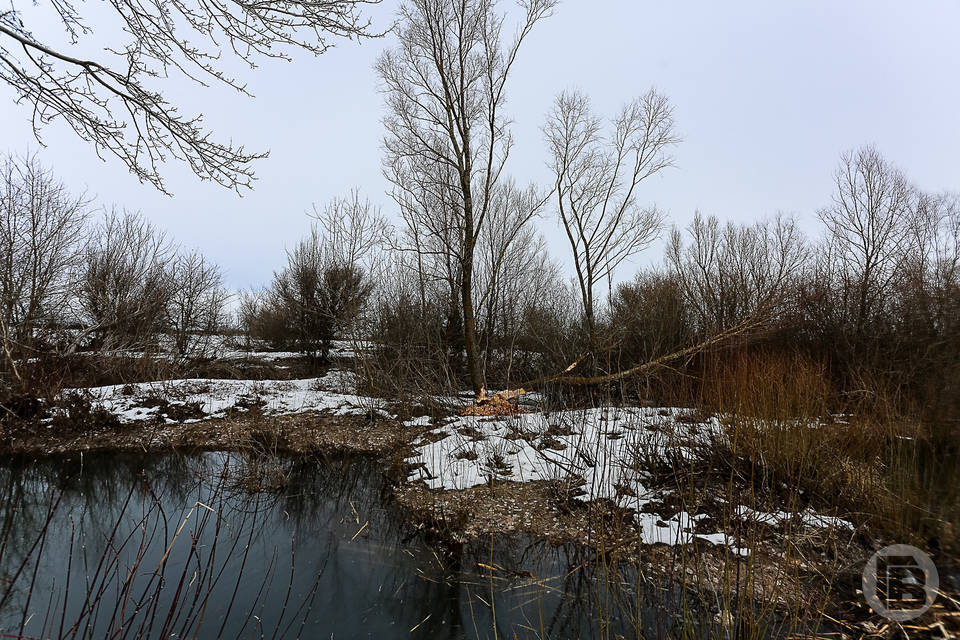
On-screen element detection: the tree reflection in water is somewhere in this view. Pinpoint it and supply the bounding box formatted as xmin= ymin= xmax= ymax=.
xmin=0 ymin=451 xmax=714 ymax=639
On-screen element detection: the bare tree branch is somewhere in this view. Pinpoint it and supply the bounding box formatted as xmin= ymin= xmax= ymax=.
xmin=0 ymin=0 xmax=383 ymax=193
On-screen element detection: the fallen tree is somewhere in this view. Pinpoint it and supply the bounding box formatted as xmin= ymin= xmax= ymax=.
xmin=465 ymin=314 xmax=768 ymax=414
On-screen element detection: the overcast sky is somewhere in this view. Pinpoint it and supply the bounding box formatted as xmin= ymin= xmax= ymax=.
xmin=3 ymin=1 xmax=959 ymax=290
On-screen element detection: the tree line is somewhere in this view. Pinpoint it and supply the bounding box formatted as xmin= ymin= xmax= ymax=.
xmin=0 ymin=154 xmax=229 ymax=367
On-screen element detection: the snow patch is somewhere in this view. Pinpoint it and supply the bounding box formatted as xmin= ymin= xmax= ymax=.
xmin=405 ymin=404 xmax=852 ymax=552
xmin=63 ymin=376 xmax=391 ymax=424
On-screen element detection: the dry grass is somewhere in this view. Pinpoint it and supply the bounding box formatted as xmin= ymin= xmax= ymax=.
xmin=698 ymin=350 xmax=957 ymax=553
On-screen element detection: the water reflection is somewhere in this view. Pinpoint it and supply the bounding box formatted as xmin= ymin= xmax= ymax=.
xmin=0 ymin=451 xmax=713 ymax=639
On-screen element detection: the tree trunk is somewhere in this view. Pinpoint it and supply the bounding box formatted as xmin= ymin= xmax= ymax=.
xmin=461 ymin=228 xmax=485 ymax=398
xmin=585 ymin=304 xmax=599 ymax=372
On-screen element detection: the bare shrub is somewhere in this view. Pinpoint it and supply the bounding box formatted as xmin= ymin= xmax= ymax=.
xmin=272 ymin=239 xmax=372 ymax=360
xmin=510 ymin=270 xmax=582 ymax=381
xmin=608 ymin=270 xmax=691 ymax=371
xmin=77 ymin=210 xmax=173 ymax=352
xmin=48 ymin=390 xmax=122 ymax=434
xmin=239 ymin=288 xmax=288 ymax=350
xmin=704 ymin=350 xmax=832 ymax=421
xmin=166 ymin=250 xmax=228 ymax=359
xmin=365 ymin=291 xmax=453 ymax=401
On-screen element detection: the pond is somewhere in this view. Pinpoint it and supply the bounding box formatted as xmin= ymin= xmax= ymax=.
xmin=0 ymin=450 xmax=717 ymax=639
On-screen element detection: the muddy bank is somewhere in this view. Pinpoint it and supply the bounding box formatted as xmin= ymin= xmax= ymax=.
xmin=1 ymin=410 xmax=420 ymax=458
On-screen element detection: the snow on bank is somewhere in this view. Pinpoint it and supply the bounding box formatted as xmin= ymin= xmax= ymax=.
xmin=735 ymin=505 xmax=853 ymax=531
xmin=54 ymin=366 xmax=854 ymax=553
xmin=62 ymin=370 xmax=391 ymax=424
xmin=406 ymin=406 xmax=714 ymax=499
xmin=404 ymin=405 xmax=850 ymax=552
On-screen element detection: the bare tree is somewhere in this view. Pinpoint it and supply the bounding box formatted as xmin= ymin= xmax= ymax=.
xmin=309 ymin=189 xmax=388 ymax=271
xmin=816 ymin=145 xmax=912 ymax=337
xmin=667 ymin=212 xmax=807 ymax=335
xmin=377 ymin=0 xmax=556 ymax=398
xmin=0 ymin=0 xmax=382 ymax=192
xmin=260 ymin=193 xmax=385 ymax=360
xmin=544 ymin=89 xmax=678 ymax=357
xmin=0 ymin=153 xmax=88 ymax=364
xmin=78 ymin=210 xmax=173 ymax=351
xmin=167 ymin=251 xmax=228 ymax=358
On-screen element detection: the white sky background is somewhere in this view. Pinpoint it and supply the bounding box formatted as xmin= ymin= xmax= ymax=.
xmin=2 ymin=1 xmax=959 ymax=291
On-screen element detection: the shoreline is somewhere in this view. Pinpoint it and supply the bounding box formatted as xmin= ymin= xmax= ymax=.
xmin=0 ymin=407 xmax=872 ymax=622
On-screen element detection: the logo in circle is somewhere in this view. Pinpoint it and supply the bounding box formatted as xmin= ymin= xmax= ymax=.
xmin=862 ymin=544 xmax=939 ymax=621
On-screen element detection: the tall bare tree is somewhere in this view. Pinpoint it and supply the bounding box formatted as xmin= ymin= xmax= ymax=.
xmin=0 ymin=154 xmax=88 ymax=362
xmin=817 ymin=145 xmax=912 ymax=337
xmin=0 ymin=0 xmax=382 ymax=192
xmin=377 ymin=0 xmax=556 ymax=397
xmin=544 ymin=89 xmax=679 ymax=357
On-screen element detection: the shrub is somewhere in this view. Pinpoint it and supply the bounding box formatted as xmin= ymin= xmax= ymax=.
xmin=49 ymin=390 xmax=120 ymax=433
xmin=361 ymin=294 xmax=456 ymax=400
xmin=608 ymin=270 xmax=690 ymax=369
xmin=79 ymin=210 xmax=173 ymax=351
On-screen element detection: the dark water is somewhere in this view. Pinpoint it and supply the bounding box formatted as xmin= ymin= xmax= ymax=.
xmin=0 ymin=451 xmax=710 ymax=639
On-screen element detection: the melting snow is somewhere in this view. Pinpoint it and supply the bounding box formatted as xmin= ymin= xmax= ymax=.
xmin=734 ymin=505 xmax=853 ymax=531
xmin=406 ymin=406 xmax=715 ymax=499
xmin=65 ymin=372 xmax=389 ymax=424
xmin=405 ymin=404 xmax=850 ymax=551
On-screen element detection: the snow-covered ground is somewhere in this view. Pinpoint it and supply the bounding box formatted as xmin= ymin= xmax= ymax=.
xmin=404 ymin=404 xmax=852 ymax=552
xmin=406 ymin=406 xmax=711 ymax=498
xmin=60 ymin=370 xmax=391 ymax=424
